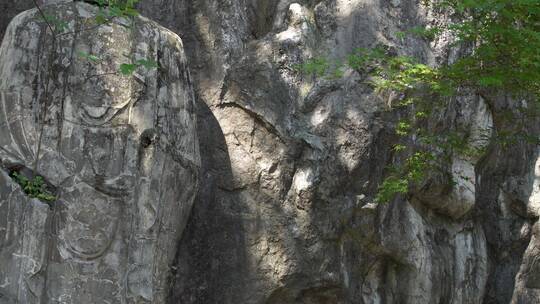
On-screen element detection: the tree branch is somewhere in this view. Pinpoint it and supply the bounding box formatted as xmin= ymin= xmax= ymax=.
xmin=32 ymin=0 xmax=57 ymax=39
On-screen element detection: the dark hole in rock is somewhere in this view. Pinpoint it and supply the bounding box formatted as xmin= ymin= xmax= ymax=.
xmin=140 ymin=128 xmax=159 ymax=148
xmin=76 ymin=0 xmax=111 ymax=7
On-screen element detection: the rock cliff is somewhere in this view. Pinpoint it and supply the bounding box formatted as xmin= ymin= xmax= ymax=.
xmin=0 ymin=0 xmax=539 ymax=303
xmin=0 ymin=1 xmax=199 ymax=303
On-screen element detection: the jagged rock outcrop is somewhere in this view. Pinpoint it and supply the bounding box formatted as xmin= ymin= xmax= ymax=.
xmin=1 ymin=0 xmax=539 ymax=303
xmin=0 ymin=2 xmax=199 ymax=303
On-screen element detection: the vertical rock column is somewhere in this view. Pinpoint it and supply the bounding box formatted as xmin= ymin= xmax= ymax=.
xmin=0 ymin=2 xmax=200 ymax=303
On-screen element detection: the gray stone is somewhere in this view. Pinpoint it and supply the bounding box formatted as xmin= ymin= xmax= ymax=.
xmin=0 ymin=2 xmax=199 ymax=303
xmin=1 ymin=0 xmax=539 ymax=303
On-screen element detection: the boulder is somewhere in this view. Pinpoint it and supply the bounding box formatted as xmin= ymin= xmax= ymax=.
xmin=0 ymin=2 xmax=199 ymax=303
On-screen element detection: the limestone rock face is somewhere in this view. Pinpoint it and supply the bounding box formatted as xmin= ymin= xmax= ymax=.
xmin=0 ymin=2 xmax=199 ymax=303
xmin=1 ymin=0 xmax=540 ymax=304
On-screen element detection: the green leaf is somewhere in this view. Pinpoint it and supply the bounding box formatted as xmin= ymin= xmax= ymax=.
xmin=123 ymin=7 xmax=139 ymax=17
xmin=376 ymin=176 xmax=409 ymax=203
xmin=396 ymin=120 xmax=412 ymax=136
xmin=478 ymin=76 xmax=504 ymax=87
xmin=95 ymin=14 xmax=108 ymax=25
xmin=109 ymin=7 xmax=123 ymax=17
xmin=393 ymin=144 xmax=407 ymax=152
xmin=297 ymin=57 xmax=330 ymax=77
xmin=88 ymin=55 xmax=101 ymax=62
xmin=78 ymin=52 xmax=101 ymax=62
xmin=120 ymin=63 xmax=137 ymax=75
xmin=9 ymin=171 xmax=56 ymax=203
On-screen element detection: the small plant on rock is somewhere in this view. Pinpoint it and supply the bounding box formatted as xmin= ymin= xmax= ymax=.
xmin=9 ymin=171 xmax=56 ymax=203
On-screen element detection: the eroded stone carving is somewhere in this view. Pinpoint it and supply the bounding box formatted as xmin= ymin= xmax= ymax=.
xmin=0 ymin=2 xmax=199 ymax=303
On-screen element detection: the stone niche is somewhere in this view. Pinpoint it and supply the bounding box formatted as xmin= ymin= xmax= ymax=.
xmin=0 ymin=1 xmax=200 ymax=303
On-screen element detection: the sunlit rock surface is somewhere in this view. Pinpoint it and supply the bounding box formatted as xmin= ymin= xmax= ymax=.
xmin=0 ymin=2 xmax=199 ymax=303
xmin=1 ymin=0 xmax=540 ymax=303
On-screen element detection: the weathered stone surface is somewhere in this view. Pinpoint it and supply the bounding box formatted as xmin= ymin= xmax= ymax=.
xmin=1 ymin=0 xmax=539 ymax=304
xmin=0 ymin=2 xmax=199 ymax=303
xmin=151 ymin=1 xmax=536 ymax=303
xmin=0 ymin=0 xmax=32 ymax=42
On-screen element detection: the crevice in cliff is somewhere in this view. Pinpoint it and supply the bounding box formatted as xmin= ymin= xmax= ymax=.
xmin=5 ymin=164 xmax=57 ymax=206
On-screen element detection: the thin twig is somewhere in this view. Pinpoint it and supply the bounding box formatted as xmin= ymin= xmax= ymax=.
xmin=32 ymin=0 xmax=56 ymax=39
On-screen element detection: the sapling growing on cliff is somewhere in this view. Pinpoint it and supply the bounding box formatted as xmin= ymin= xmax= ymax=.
xmin=299 ymin=0 xmax=540 ymax=203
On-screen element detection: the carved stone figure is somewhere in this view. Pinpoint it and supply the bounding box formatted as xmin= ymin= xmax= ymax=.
xmin=0 ymin=1 xmax=200 ymax=303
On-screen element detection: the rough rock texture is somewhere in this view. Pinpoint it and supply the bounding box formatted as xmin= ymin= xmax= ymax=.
xmin=0 ymin=2 xmax=200 ymax=303
xmin=0 ymin=0 xmax=32 ymax=42
xmin=1 ymin=0 xmax=539 ymax=304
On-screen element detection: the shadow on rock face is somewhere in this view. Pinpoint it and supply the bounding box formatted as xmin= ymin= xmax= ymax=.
xmin=2 ymin=1 xmax=539 ymax=304
xmin=167 ymin=0 xmax=501 ymax=303
xmin=170 ymin=100 xmax=248 ymax=303
xmin=265 ymin=285 xmax=345 ymax=304
xmin=0 ymin=0 xmax=33 ymax=41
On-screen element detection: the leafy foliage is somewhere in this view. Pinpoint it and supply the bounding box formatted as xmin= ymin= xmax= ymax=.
xmin=43 ymin=14 xmax=68 ymax=32
xmin=120 ymin=59 xmax=158 ymax=75
xmin=433 ymin=0 xmax=540 ymax=97
xmin=10 ymin=171 xmax=56 ymax=203
xmin=299 ymin=0 xmax=540 ymax=203
xmin=94 ymin=0 xmax=140 ymax=24
xmin=78 ymin=51 xmax=102 ymax=62
xmin=119 ymin=63 xmax=137 ymax=75
xmin=295 ymin=57 xmax=330 ymax=77
xmin=375 ymin=151 xmax=435 ymax=202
